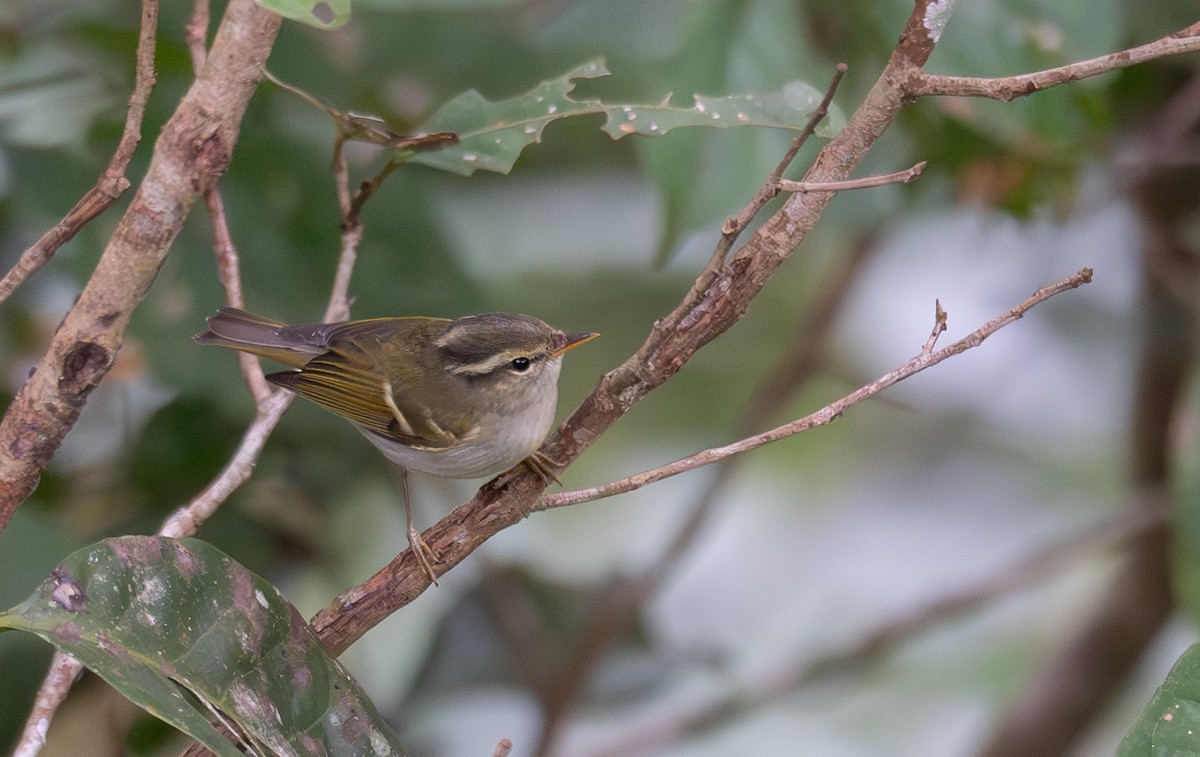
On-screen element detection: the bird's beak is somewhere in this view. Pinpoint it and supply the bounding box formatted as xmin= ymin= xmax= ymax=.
xmin=550 ymin=331 xmax=599 ymax=358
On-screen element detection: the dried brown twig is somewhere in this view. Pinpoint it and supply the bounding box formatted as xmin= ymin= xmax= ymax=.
xmin=0 ymin=0 xmax=159 ymax=307
xmin=542 ymin=269 xmax=1092 ymax=510
xmin=904 ymin=21 xmax=1200 ymax=101
xmin=776 ymin=161 xmax=925 ymax=193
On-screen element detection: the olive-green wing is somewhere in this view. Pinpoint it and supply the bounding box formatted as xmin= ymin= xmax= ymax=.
xmin=266 ymin=338 xmax=465 ymax=450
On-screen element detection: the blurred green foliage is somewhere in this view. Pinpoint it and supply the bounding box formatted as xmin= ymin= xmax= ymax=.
xmin=2 ymin=0 xmax=1199 ymax=754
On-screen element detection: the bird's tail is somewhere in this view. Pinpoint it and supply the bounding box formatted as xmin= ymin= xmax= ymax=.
xmin=194 ymin=307 xmax=325 ymax=368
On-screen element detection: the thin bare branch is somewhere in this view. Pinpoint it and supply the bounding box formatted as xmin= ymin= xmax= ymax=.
xmin=905 ymin=23 xmax=1200 ymax=101
xmin=159 ymin=390 xmax=292 ymax=538
xmin=776 ymin=161 xmax=926 ymax=193
xmin=345 ymin=159 xmax=403 ymax=228
xmin=12 ymin=651 xmax=81 ymax=757
xmin=199 ymin=188 xmax=273 ymax=403
xmin=541 ymin=268 xmax=1092 ymax=510
xmin=184 ymin=0 xmax=210 ymax=69
xmin=716 ymin=63 xmax=848 ymax=255
xmin=0 ymin=0 xmax=159 ymax=306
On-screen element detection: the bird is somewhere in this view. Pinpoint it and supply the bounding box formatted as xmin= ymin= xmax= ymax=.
xmin=196 ymin=307 xmax=597 ymax=580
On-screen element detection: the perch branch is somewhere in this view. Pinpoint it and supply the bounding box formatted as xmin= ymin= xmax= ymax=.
xmin=308 ymin=0 xmax=1081 ymax=656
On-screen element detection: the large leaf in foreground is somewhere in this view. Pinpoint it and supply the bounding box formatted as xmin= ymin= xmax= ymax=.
xmin=0 ymin=536 xmax=403 ymax=756
xmin=1120 ymin=643 xmax=1200 ymax=756
xmin=410 ymin=57 xmax=843 ymax=176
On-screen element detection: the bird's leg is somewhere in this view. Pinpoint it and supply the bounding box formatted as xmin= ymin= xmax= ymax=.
xmin=493 ymin=451 xmax=563 ymax=489
xmin=523 ymin=451 xmax=563 ymax=486
xmin=399 ymin=467 xmax=439 ymax=584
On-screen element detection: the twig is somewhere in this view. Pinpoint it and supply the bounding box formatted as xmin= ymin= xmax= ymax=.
xmin=324 ymin=126 xmax=362 ymax=323
xmin=715 ymin=63 xmax=848 ymax=257
xmin=184 ymin=0 xmax=210 ymax=69
xmin=159 ymin=390 xmax=292 ymax=538
xmin=776 ymin=161 xmax=925 ymax=193
xmin=11 ymin=650 xmax=80 ymax=757
xmin=185 ymin=0 xmax=273 ymax=404
xmin=202 ymin=188 xmax=274 ymax=404
xmin=345 ymin=159 xmax=403 ymax=228
xmin=542 ymin=269 xmax=1089 ymax=510
xmin=905 ymin=22 xmax=1200 ymax=101
xmin=0 ymin=0 xmax=159 ymax=306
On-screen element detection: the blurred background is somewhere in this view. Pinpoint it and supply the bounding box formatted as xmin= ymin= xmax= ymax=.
xmin=2 ymin=0 xmax=1199 ymax=755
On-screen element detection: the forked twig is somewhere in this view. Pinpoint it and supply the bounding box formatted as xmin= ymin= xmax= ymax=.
xmin=542 ymin=268 xmax=1091 ymax=510
xmin=714 ymin=63 xmax=848 ymax=261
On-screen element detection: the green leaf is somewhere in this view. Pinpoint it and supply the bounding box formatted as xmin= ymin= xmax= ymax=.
xmin=255 ymin=0 xmax=350 ymax=30
xmin=599 ymin=83 xmax=840 ymax=140
xmin=411 ymin=59 xmax=610 ymax=176
xmin=0 ymin=536 xmax=404 ymax=756
xmin=410 ymin=57 xmax=842 ymax=176
xmin=1120 ymin=643 xmax=1200 ymax=756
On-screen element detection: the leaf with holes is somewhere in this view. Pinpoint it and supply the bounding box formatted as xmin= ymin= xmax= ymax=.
xmin=410 ymin=57 xmax=842 ymax=176
xmin=0 ymin=536 xmax=404 ymax=756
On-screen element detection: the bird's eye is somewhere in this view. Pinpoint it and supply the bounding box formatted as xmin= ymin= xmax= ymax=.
xmin=510 ymin=357 xmax=532 ymax=372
